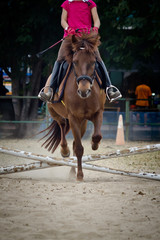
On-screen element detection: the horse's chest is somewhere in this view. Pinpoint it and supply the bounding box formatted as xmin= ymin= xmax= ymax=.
xmin=69 ymin=100 xmax=99 ymax=118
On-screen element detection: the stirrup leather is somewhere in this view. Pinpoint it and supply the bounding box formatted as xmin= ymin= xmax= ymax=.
xmin=38 ymin=86 xmax=53 ymax=102
xmin=106 ymin=85 xmax=122 ymax=103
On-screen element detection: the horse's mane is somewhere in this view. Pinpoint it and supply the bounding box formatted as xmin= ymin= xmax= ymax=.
xmin=63 ymin=31 xmax=101 ymax=63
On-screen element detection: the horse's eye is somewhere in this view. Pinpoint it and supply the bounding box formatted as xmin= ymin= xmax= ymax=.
xmin=90 ymin=61 xmax=95 ymax=66
xmin=90 ymin=62 xmax=96 ymax=67
xmin=73 ymin=61 xmax=78 ymax=66
xmin=86 ymin=62 xmax=95 ymax=70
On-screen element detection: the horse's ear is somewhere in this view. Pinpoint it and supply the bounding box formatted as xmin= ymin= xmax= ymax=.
xmin=72 ymin=34 xmax=77 ymax=45
xmin=71 ymin=34 xmax=79 ymax=52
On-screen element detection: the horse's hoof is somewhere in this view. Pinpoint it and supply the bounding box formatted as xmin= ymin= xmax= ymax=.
xmin=91 ymin=135 xmax=102 ymax=150
xmin=61 ymin=151 xmax=70 ymax=158
xmin=77 ymin=172 xmax=84 ymax=181
xmin=76 ymin=177 xmax=83 ymax=181
xmin=92 ymin=142 xmax=99 ymax=150
xmin=61 ymin=147 xmax=70 ymax=158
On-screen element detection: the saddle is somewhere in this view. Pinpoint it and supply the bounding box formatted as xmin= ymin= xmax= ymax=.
xmin=53 ymin=62 xmax=72 ymax=103
xmin=53 ymin=61 xmax=103 ymax=103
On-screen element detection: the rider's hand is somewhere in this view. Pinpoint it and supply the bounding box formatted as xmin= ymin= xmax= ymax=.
xmin=92 ymin=27 xmax=99 ymax=34
xmin=66 ymin=27 xmax=75 ymax=35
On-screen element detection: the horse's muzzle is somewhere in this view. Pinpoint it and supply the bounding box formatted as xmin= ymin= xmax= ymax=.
xmin=77 ymin=88 xmax=91 ymax=99
xmin=76 ymin=75 xmax=93 ymax=98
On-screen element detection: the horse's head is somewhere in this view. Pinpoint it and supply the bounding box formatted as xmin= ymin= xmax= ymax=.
xmin=71 ymin=32 xmax=100 ymax=99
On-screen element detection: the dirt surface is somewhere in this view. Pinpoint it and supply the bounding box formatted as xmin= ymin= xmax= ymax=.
xmin=0 ymin=138 xmax=160 ymax=240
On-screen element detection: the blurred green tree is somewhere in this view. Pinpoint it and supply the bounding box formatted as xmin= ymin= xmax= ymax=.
xmin=0 ymin=0 xmax=62 ymax=136
xmin=97 ymin=0 xmax=160 ymax=69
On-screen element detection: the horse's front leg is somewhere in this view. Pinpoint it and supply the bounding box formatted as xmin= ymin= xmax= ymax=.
xmin=69 ymin=115 xmax=84 ymax=180
xmin=69 ymin=119 xmax=88 ymax=179
xmin=91 ymin=110 xmax=103 ymax=150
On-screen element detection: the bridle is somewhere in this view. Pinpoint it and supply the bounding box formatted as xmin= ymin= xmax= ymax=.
xmin=73 ymin=48 xmax=96 ymax=86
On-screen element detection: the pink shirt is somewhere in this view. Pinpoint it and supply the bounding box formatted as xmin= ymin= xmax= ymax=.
xmin=61 ymin=0 xmax=96 ymax=36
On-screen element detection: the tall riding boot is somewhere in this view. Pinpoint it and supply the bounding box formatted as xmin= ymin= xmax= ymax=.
xmin=97 ymin=61 xmax=122 ymax=102
xmin=38 ymin=61 xmax=61 ymax=102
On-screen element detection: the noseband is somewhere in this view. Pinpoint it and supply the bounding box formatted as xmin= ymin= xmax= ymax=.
xmin=76 ymin=75 xmax=94 ymax=85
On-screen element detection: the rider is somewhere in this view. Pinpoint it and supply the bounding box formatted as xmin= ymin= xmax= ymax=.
xmin=38 ymin=0 xmax=122 ymax=103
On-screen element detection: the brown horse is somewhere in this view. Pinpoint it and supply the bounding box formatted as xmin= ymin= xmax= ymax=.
xmin=41 ymin=32 xmax=106 ymax=180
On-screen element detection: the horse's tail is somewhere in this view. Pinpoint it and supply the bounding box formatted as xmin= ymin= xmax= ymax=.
xmin=39 ymin=119 xmax=70 ymax=153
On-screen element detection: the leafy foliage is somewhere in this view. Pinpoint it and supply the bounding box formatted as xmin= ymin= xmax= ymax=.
xmin=98 ymin=0 xmax=160 ymax=69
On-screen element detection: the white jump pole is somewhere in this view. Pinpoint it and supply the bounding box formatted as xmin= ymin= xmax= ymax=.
xmin=82 ymin=163 xmax=160 ymax=181
xmin=0 ymin=162 xmax=59 ymax=175
xmin=0 ymin=146 xmax=160 ymax=181
xmin=0 ymin=144 xmax=160 ymax=163
xmin=0 ymin=156 xmax=160 ymax=181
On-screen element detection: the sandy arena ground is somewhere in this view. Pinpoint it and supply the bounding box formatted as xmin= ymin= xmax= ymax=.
xmin=0 ymin=138 xmax=160 ymax=240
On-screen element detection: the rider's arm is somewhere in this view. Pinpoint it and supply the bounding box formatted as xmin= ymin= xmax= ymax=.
xmin=91 ymin=7 xmax=100 ymax=29
xmin=61 ymin=8 xmax=69 ymax=30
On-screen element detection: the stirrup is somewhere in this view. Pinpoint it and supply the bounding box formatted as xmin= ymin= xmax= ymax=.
xmin=106 ymin=85 xmax=122 ymax=103
xmin=38 ymin=86 xmax=53 ymax=102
